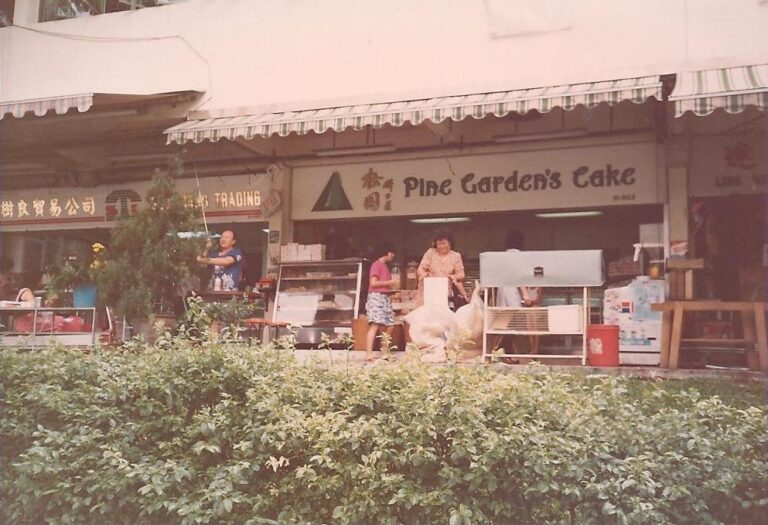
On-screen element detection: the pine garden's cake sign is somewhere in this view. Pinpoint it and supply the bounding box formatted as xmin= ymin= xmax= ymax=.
xmin=312 ymin=168 xmax=395 ymax=213
xmin=312 ymin=172 xmax=353 ymax=212
xmin=295 ymin=142 xmax=661 ymax=220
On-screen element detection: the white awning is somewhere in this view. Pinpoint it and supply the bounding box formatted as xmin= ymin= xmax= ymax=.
xmin=0 ymin=93 xmax=94 ymax=120
xmin=0 ymin=91 xmax=202 ymax=120
xmin=671 ymin=64 xmax=768 ymax=117
xmin=165 ymin=75 xmax=661 ymax=144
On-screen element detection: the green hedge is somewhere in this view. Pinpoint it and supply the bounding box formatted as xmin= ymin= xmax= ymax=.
xmin=1 ymin=343 xmax=766 ymax=525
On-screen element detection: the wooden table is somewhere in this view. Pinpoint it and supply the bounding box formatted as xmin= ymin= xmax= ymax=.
xmin=243 ymin=317 xmax=292 ymax=343
xmin=192 ymin=290 xmax=261 ymax=303
xmin=651 ymin=301 xmax=767 ymax=372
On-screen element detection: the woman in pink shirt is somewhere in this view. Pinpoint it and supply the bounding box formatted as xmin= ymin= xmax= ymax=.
xmin=365 ymin=242 xmax=398 ymax=361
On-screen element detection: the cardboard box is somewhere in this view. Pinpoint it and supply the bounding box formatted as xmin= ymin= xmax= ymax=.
xmin=352 ymin=316 xmax=410 ymax=351
xmin=296 ymin=244 xmax=310 ymax=261
xmin=352 ymin=316 xmax=368 ymax=350
xmin=285 ymin=243 xmax=299 ymax=261
xmin=308 ymin=244 xmax=326 ymax=261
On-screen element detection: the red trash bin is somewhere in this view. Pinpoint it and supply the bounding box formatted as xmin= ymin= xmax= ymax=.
xmin=587 ymin=324 xmax=620 ymax=367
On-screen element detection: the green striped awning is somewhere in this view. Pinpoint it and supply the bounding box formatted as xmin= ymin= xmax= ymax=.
xmin=165 ymin=76 xmax=661 ymax=144
xmin=670 ymin=64 xmax=768 ymax=117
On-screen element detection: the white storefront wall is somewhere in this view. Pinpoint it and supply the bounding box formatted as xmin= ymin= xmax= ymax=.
xmin=5 ymin=1 xmax=768 ymax=114
xmin=292 ymin=141 xmax=663 ymax=221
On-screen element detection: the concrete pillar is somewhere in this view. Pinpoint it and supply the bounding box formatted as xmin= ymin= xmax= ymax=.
xmin=664 ymin=135 xmax=690 ymax=258
xmin=265 ymin=162 xmax=292 ymax=277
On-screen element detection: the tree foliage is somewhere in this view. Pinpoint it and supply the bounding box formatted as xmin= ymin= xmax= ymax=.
xmin=94 ymin=156 xmax=204 ymax=319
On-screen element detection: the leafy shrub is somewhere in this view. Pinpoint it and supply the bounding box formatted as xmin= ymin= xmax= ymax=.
xmin=1 ymin=342 xmax=766 ymax=525
xmin=179 ymin=295 xmax=264 ymax=342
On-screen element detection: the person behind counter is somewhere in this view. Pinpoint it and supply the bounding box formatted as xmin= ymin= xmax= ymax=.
xmin=196 ymin=230 xmax=244 ymax=291
xmin=0 ymin=259 xmax=36 ymax=305
xmin=415 ymin=229 xmax=468 ymax=309
xmin=498 ymin=230 xmax=543 ymax=354
xmin=365 ymin=242 xmax=399 ymax=362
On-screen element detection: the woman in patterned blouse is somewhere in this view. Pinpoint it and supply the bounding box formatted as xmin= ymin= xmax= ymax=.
xmin=415 ymin=230 xmax=468 ymax=308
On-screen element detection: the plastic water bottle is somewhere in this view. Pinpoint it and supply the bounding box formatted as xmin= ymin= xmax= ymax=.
xmin=214 ymin=276 xmax=222 ymax=291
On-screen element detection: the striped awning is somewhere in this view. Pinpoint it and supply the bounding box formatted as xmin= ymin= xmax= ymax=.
xmin=0 ymin=93 xmax=94 ymax=120
xmin=165 ymin=76 xmax=661 ymax=144
xmin=671 ymin=64 xmax=768 ymax=117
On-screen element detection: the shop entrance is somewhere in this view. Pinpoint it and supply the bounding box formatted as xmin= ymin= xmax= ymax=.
xmin=691 ymin=195 xmax=766 ymax=301
xmin=294 ymin=205 xmax=664 ymax=277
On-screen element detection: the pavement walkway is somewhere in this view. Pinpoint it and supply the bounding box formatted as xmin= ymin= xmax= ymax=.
xmin=288 ymin=348 xmax=766 ymax=382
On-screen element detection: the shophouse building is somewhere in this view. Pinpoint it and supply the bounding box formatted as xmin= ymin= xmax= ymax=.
xmin=1 ymin=0 xmax=766 ymax=301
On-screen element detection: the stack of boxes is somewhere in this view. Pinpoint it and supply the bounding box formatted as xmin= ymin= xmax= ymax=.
xmin=279 ymin=243 xmax=327 ymax=262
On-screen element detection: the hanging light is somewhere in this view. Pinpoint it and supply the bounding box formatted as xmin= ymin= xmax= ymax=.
xmin=535 ymin=211 xmax=603 ymax=219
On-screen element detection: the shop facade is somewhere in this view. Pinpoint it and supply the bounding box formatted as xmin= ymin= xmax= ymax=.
xmin=686 ymin=128 xmax=766 ymax=301
xmin=289 ymin=135 xmax=665 ymax=281
xmin=0 ymin=169 xmax=283 ymax=290
xmin=2 ymin=1 xmax=766 ymax=307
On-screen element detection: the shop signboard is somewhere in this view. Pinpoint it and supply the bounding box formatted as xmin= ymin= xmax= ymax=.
xmin=689 ymin=133 xmax=766 ymax=197
xmin=0 ymin=173 xmax=268 ymax=232
xmin=292 ymin=142 xmax=661 ymax=220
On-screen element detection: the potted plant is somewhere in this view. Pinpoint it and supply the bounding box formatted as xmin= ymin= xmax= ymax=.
xmin=44 ymin=247 xmax=102 ymax=307
xmin=92 ymin=156 xmax=205 ymax=334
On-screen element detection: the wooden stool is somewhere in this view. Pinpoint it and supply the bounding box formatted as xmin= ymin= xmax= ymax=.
xmin=243 ymin=318 xmax=291 ymax=344
xmin=652 ymin=301 xmax=767 ymax=372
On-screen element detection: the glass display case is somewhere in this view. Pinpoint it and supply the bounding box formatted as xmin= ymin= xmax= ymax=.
xmin=0 ymin=307 xmax=97 ymax=347
xmin=273 ymin=259 xmax=364 ymax=346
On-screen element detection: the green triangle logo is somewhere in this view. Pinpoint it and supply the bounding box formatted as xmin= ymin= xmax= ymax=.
xmin=312 ymin=171 xmax=353 ymax=212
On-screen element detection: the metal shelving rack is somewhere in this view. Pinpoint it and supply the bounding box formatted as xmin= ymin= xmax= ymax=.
xmin=0 ymin=307 xmax=97 ymax=348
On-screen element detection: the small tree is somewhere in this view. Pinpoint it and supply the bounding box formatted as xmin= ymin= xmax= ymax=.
xmin=95 ymin=156 xmax=204 ymax=320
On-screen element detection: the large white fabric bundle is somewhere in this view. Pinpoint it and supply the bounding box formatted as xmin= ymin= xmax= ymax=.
xmin=405 ymin=281 xmax=485 ymax=362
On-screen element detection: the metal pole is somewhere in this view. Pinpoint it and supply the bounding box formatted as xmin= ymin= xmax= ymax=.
xmin=193 ymin=164 xmax=209 ymax=235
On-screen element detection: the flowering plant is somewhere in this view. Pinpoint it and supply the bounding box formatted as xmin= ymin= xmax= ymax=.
xmin=89 ymin=242 xmax=106 ymax=275
xmin=44 ymin=243 xmax=104 ymax=305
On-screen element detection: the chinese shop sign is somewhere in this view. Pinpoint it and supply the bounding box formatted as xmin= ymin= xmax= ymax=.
xmin=689 ymin=134 xmax=766 ymax=197
xmin=1 ymin=173 xmax=267 ymax=231
xmin=293 ymin=142 xmax=661 ymax=220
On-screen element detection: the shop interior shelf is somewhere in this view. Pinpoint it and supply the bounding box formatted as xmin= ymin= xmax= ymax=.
xmin=273 ymin=259 xmax=364 ymax=346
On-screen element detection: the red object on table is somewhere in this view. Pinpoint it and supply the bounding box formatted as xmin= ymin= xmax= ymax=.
xmin=587 ymin=324 xmax=620 ymax=367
